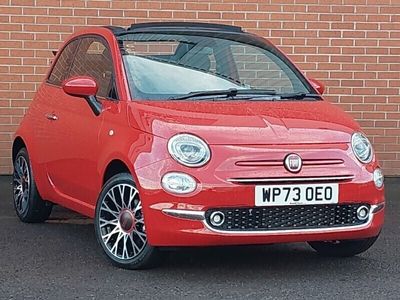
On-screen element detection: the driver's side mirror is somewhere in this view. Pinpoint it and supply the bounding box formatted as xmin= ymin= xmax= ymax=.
xmin=62 ymin=76 xmax=102 ymax=116
xmin=308 ymin=78 xmax=325 ymax=95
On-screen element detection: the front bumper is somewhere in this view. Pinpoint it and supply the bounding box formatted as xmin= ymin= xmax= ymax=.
xmin=135 ymin=158 xmax=385 ymax=247
xmin=142 ymin=203 xmax=384 ymax=247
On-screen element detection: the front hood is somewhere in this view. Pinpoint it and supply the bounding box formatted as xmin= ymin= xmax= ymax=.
xmin=128 ymin=100 xmax=360 ymax=145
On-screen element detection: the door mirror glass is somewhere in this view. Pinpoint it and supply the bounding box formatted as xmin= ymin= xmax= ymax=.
xmin=308 ymin=78 xmax=325 ymax=95
xmin=62 ymin=76 xmax=98 ymax=97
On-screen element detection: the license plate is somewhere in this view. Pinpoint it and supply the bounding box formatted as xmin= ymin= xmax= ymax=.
xmin=255 ymin=183 xmax=339 ymax=206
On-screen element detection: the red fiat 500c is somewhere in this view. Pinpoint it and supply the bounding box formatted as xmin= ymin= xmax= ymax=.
xmin=12 ymin=22 xmax=384 ymax=269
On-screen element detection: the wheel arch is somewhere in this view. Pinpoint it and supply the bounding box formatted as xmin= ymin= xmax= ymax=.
xmin=12 ymin=136 xmax=27 ymax=162
xmin=102 ymin=158 xmax=133 ymax=186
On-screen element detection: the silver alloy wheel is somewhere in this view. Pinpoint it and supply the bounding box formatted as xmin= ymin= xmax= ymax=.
xmin=13 ymin=155 xmax=30 ymax=215
xmin=98 ymin=183 xmax=147 ymax=260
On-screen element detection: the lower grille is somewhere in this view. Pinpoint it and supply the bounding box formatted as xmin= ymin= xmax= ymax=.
xmin=205 ymin=204 xmax=370 ymax=231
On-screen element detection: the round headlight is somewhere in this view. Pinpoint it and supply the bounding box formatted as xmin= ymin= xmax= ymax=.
xmin=351 ymin=132 xmax=373 ymax=164
xmin=373 ymin=168 xmax=384 ymax=189
xmin=161 ymin=172 xmax=197 ymax=194
xmin=168 ymin=134 xmax=211 ymax=167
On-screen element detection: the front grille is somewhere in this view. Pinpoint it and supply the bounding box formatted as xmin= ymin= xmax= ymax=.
xmin=205 ymin=204 xmax=370 ymax=232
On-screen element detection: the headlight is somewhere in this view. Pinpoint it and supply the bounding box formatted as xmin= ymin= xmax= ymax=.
xmin=161 ymin=172 xmax=197 ymax=194
xmin=373 ymin=168 xmax=384 ymax=189
xmin=351 ymin=132 xmax=373 ymax=164
xmin=168 ymin=134 xmax=211 ymax=167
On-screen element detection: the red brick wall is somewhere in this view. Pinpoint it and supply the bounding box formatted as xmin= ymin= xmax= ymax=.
xmin=0 ymin=0 xmax=399 ymax=175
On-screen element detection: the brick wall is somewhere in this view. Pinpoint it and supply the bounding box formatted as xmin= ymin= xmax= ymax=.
xmin=0 ymin=0 xmax=399 ymax=175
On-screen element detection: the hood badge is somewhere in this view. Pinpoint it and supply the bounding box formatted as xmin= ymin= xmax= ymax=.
xmin=284 ymin=153 xmax=302 ymax=173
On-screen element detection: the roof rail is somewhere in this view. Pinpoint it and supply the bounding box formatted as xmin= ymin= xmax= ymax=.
xmin=127 ymin=22 xmax=244 ymax=33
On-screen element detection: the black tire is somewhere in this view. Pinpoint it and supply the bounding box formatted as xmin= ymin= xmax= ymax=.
xmin=94 ymin=173 xmax=161 ymax=269
xmin=13 ymin=147 xmax=52 ymax=223
xmin=308 ymin=235 xmax=380 ymax=257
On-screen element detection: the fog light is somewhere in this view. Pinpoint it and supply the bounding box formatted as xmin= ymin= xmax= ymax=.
xmin=161 ymin=172 xmax=197 ymax=194
xmin=356 ymin=206 xmax=370 ymax=221
xmin=210 ymin=211 xmax=225 ymax=227
xmin=373 ymin=168 xmax=384 ymax=189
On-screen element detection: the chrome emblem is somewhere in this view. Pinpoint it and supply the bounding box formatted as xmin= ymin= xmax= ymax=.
xmin=284 ymin=153 xmax=302 ymax=173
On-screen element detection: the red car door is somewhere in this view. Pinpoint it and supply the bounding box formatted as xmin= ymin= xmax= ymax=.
xmin=34 ymin=39 xmax=80 ymax=200
xmin=45 ymin=36 xmax=116 ymax=214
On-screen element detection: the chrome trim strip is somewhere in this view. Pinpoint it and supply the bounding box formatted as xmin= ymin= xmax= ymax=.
xmin=372 ymin=202 xmax=385 ymax=213
xmin=227 ymin=175 xmax=354 ymax=183
xmin=162 ymin=209 xmax=205 ymax=221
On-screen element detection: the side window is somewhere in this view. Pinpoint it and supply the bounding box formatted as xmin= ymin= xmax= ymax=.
xmin=48 ymin=40 xmax=79 ymax=86
xmin=69 ymin=37 xmax=116 ymax=99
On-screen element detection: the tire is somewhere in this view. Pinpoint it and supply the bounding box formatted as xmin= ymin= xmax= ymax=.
xmin=94 ymin=173 xmax=161 ymax=269
xmin=13 ymin=147 xmax=52 ymax=223
xmin=308 ymin=235 xmax=380 ymax=257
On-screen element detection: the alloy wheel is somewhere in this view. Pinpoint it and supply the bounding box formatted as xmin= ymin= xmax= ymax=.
xmin=13 ymin=155 xmax=30 ymax=215
xmin=98 ymin=183 xmax=147 ymax=260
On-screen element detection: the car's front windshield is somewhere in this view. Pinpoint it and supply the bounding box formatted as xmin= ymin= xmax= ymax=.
xmin=118 ymin=32 xmax=314 ymax=100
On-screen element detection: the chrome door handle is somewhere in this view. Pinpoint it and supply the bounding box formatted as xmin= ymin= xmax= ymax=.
xmin=45 ymin=113 xmax=58 ymax=121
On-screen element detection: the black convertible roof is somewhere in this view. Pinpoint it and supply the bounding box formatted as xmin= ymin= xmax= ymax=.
xmin=105 ymin=22 xmax=245 ymax=36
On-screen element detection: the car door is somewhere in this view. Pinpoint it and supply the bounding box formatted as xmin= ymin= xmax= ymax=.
xmin=45 ymin=36 xmax=116 ymax=213
xmin=35 ymin=39 xmax=80 ymax=199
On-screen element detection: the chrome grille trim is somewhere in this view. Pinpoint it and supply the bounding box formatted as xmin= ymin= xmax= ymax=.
xmin=203 ymin=212 xmax=375 ymax=235
xmin=235 ymin=159 xmax=344 ymax=167
xmin=205 ymin=204 xmax=369 ymax=232
xmin=204 ymin=204 xmax=380 ymax=235
xmin=161 ymin=204 xmax=383 ymax=235
xmin=227 ymin=175 xmax=354 ymax=184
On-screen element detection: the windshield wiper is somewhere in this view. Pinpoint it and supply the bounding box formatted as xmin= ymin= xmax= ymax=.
xmin=278 ymin=92 xmax=322 ymax=100
xmin=169 ymin=89 xmax=277 ymax=100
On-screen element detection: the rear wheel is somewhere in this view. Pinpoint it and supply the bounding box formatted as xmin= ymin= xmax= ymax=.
xmin=13 ymin=147 xmax=52 ymax=223
xmin=308 ymin=235 xmax=379 ymax=257
xmin=94 ymin=173 xmax=161 ymax=269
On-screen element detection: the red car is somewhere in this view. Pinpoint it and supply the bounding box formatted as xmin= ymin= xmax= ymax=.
xmin=12 ymin=22 xmax=384 ymax=269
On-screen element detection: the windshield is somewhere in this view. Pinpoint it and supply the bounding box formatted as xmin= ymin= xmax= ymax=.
xmin=119 ymin=33 xmax=313 ymax=100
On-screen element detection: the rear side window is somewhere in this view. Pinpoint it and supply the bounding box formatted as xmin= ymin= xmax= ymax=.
xmin=69 ymin=37 xmax=114 ymax=99
xmin=47 ymin=40 xmax=79 ymax=86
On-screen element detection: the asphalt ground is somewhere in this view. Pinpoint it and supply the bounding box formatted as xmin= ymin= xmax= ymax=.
xmin=0 ymin=175 xmax=399 ymax=299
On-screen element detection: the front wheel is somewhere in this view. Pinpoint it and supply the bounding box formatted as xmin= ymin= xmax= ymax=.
xmin=94 ymin=173 xmax=161 ymax=269
xmin=308 ymin=235 xmax=380 ymax=257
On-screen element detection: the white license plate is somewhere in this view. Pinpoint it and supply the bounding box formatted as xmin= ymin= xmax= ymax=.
xmin=255 ymin=183 xmax=339 ymax=206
